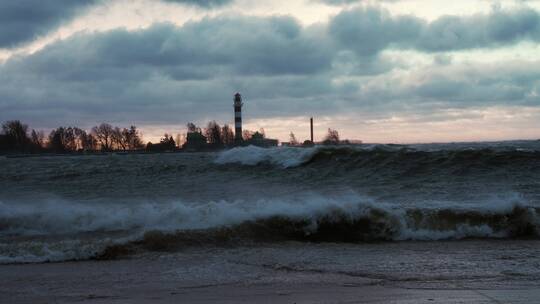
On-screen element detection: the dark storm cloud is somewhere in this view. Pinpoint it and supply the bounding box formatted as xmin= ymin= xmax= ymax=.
xmin=417 ymin=8 xmax=540 ymax=51
xmin=330 ymin=6 xmax=540 ymax=55
xmin=0 ymin=15 xmax=337 ymax=128
xmin=5 ymin=16 xmax=333 ymax=79
xmin=0 ymin=7 xmax=539 ymax=131
xmin=162 ymin=0 xmax=234 ymax=8
xmin=0 ymin=0 xmax=98 ymax=48
xmin=329 ymin=6 xmax=421 ymax=56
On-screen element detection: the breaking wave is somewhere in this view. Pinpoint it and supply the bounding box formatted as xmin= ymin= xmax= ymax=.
xmin=214 ymin=145 xmax=540 ymax=170
xmin=215 ymin=145 xmax=320 ymax=168
xmin=1 ymin=193 xmax=539 ymax=263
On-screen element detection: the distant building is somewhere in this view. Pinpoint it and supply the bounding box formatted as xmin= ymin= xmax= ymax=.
xmin=302 ymin=140 xmax=314 ymax=147
xmin=183 ymin=131 xmax=207 ymax=151
xmin=245 ymin=131 xmax=278 ymax=147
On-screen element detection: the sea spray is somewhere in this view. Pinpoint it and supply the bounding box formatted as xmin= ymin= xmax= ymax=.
xmin=2 ymin=141 xmax=540 ymax=264
xmin=214 ymin=145 xmax=320 ymax=168
xmin=1 ymin=193 xmax=538 ymax=263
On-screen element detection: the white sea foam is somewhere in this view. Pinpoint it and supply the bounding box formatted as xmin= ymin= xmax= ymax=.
xmin=214 ymin=145 xmax=320 ymax=168
xmin=398 ymin=224 xmax=506 ymax=241
xmin=0 ymin=193 xmax=535 ymax=238
xmin=0 ymin=193 xmax=537 ymax=263
xmin=213 ymin=145 xmax=410 ymax=168
xmin=0 ymin=193 xmax=375 ymax=236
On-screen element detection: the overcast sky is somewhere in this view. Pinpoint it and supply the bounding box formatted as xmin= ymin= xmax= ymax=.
xmin=1 ymin=0 xmax=539 ymax=143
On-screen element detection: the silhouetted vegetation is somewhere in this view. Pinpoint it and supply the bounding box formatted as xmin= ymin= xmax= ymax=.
xmin=323 ymin=128 xmax=340 ymax=145
xmin=48 ymin=126 xmax=96 ymax=153
xmin=0 ymin=120 xmax=147 ymax=155
xmin=242 ymin=128 xmax=266 ymax=141
xmin=91 ymin=123 xmax=114 ymax=151
xmin=146 ymin=134 xmax=176 ymax=152
xmin=289 ymin=132 xmax=299 ymax=146
xmin=205 ymin=121 xmax=223 ymax=149
xmin=221 ymin=124 xmax=234 ymax=146
xmin=183 ymin=122 xmax=241 ymax=151
xmin=113 ymin=126 xmax=144 ymax=151
xmin=0 ymin=118 xmax=297 ymax=155
xmin=242 ymin=130 xmax=254 ymax=141
xmin=183 ymin=123 xmax=207 ymax=151
xmin=0 ymin=120 xmax=42 ymax=153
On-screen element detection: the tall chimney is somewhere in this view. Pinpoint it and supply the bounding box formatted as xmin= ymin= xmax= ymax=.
xmin=310 ymin=117 xmax=314 ymax=143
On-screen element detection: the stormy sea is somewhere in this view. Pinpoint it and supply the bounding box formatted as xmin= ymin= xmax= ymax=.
xmin=1 ymin=141 xmax=540 ymax=302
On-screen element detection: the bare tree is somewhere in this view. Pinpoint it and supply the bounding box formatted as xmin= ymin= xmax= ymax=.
xmin=124 ymin=126 xmax=144 ymax=150
xmin=2 ymin=120 xmax=29 ymax=151
xmin=92 ymin=123 xmax=114 ymax=151
xmin=73 ymin=127 xmax=92 ymax=151
xmin=243 ymin=130 xmax=254 ymax=140
xmin=289 ymin=132 xmax=299 ymax=146
xmin=323 ymin=128 xmax=340 ymax=145
xmin=205 ymin=121 xmax=222 ymax=147
xmin=48 ymin=128 xmax=63 ymax=152
xmin=47 ymin=127 xmax=88 ymax=152
xmin=30 ymin=129 xmax=45 ymax=148
xmin=160 ymin=133 xmax=176 ymax=151
xmin=111 ymin=127 xmax=126 ymax=150
xmin=64 ymin=127 xmax=78 ymax=151
xmin=221 ymin=124 xmax=234 ymax=146
xmin=48 ymin=127 xmax=70 ymax=152
xmin=187 ymin=122 xmax=200 ymax=133
xmin=80 ymin=132 xmax=98 ymax=151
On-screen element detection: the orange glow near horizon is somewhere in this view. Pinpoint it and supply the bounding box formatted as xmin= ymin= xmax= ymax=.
xmin=139 ymin=106 xmax=540 ymax=145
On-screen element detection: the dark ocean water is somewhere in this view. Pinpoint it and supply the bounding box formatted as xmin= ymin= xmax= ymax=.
xmin=0 ymin=141 xmax=539 ymax=263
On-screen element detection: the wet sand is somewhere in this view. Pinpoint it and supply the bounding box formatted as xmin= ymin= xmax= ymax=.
xmin=3 ymin=275 xmax=540 ymax=304
xmin=2 ymin=241 xmax=540 ymax=303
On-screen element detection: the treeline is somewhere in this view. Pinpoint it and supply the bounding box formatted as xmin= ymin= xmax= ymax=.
xmin=0 ymin=120 xmax=144 ymax=154
xmin=182 ymin=121 xmax=239 ymax=151
xmin=0 ymin=119 xmax=351 ymax=155
xmin=0 ymin=120 xmax=246 ymax=154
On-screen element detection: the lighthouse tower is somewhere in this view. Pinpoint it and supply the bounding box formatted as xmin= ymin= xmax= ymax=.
xmin=234 ymin=93 xmax=243 ymax=143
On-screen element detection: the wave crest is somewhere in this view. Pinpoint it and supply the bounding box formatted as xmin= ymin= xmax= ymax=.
xmin=214 ymin=145 xmax=540 ymax=173
xmin=1 ymin=194 xmax=538 ymax=263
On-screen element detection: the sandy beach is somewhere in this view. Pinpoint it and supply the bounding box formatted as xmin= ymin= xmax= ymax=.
xmin=2 ymin=241 xmax=540 ymax=303
xmin=3 ymin=269 xmax=539 ymax=304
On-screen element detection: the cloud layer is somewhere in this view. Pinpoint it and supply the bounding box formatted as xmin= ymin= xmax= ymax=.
xmin=331 ymin=6 xmax=540 ymax=56
xmin=0 ymin=3 xmax=539 ymax=141
xmin=162 ymin=0 xmax=234 ymax=8
xmin=0 ymin=0 xmax=98 ymax=48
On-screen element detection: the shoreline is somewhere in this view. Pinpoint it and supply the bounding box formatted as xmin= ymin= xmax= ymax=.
xmin=2 ymin=257 xmax=539 ymax=304
xmin=2 ymin=241 xmax=540 ymax=303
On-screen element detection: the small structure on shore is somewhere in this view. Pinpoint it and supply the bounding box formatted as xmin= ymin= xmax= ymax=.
xmin=245 ymin=131 xmax=278 ymax=147
xmin=183 ymin=130 xmax=207 ymax=151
